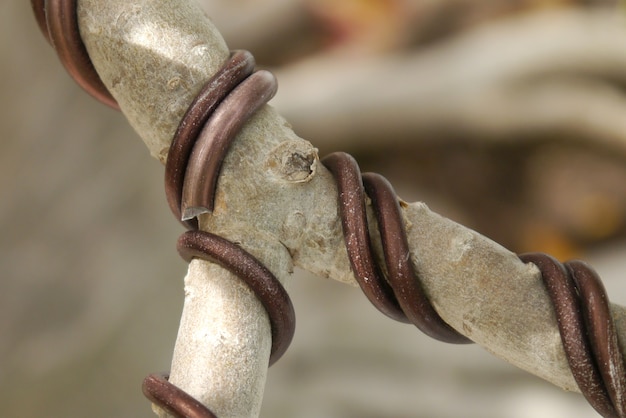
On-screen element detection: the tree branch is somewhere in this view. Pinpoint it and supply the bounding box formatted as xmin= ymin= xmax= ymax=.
xmin=76 ymin=1 xmax=626 ymax=417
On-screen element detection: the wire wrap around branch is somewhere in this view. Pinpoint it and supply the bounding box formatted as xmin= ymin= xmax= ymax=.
xmin=31 ymin=1 xmax=626 ymax=416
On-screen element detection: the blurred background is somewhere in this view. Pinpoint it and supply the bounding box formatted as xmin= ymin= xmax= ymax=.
xmin=3 ymin=0 xmax=626 ymax=416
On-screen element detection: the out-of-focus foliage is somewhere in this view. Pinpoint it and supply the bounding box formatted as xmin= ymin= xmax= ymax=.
xmin=232 ymin=0 xmax=626 ymax=259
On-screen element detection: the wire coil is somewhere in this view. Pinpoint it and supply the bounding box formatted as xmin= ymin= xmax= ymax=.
xmin=31 ymin=1 xmax=626 ymax=416
xmin=31 ymin=0 xmax=118 ymax=109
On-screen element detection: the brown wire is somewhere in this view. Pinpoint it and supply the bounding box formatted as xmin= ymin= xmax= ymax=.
xmin=520 ymin=254 xmax=626 ymax=418
xmin=177 ymin=230 xmax=296 ymax=366
xmin=322 ymin=152 xmax=470 ymax=344
xmin=31 ymin=4 xmax=626 ymax=417
xmin=165 ymin=50 xmax=256 ymax=230
xmin=142 ymin=373 xmax=218 ymax=418
xmin=567 ymin=260 xmax=626 ymax=417
xmin=180 ymin=69 xmax=277 ymax=220
xmin=30 ymin=0 xmax=119 ymax=109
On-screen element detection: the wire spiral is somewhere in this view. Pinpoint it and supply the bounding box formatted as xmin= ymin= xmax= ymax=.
xmin=31 ymin=1 xmax=626 ymax=416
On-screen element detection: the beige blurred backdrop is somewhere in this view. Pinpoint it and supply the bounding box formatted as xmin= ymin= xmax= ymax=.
xmin=2 ymin=1 xmax=626 ymax=417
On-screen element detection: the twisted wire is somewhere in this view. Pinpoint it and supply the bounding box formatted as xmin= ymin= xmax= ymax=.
xmin=30 ymin=2 xmax=626 ymax=416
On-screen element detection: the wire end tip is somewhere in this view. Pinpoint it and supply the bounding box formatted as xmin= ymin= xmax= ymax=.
xmin=181 ymin=206 xmax=210 ymax=221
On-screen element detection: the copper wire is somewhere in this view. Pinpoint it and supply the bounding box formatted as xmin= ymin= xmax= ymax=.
xmin=520 ymin=253 xmax=626 ymax=418
xmin=177 ymin=230 xmax=296 ymax=366
xmin=142 ymin=373 xmax=217 ymax=418
xmin=30 ymin=2 xmax=626 ymax=416
xmin=180 ymin=69 xmax=278 ymax=220
xmin=165 ymin=50 xmax=257 ymax=230
xmin=30 ymin=0 xmax=119 ymax=109
xmin=322 ymin=152 xmax=471 ymax=344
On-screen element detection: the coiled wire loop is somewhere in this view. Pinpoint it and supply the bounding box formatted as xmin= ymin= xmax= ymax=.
xmin=322 ymin=152 xmax=471 ymax=344
xmin=30 ymin=2 xmax=626 ymax=416
xmin=520 ymin=253 xmax=626 ymax=418
xmin=142 ymin=373 xmax=217 ymax=418
xmin=30 ymin=0 xmax=118 ymax=109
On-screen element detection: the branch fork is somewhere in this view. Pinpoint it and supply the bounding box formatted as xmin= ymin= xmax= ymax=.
xmin=32 ymin=1 xmax=626 ymax=417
